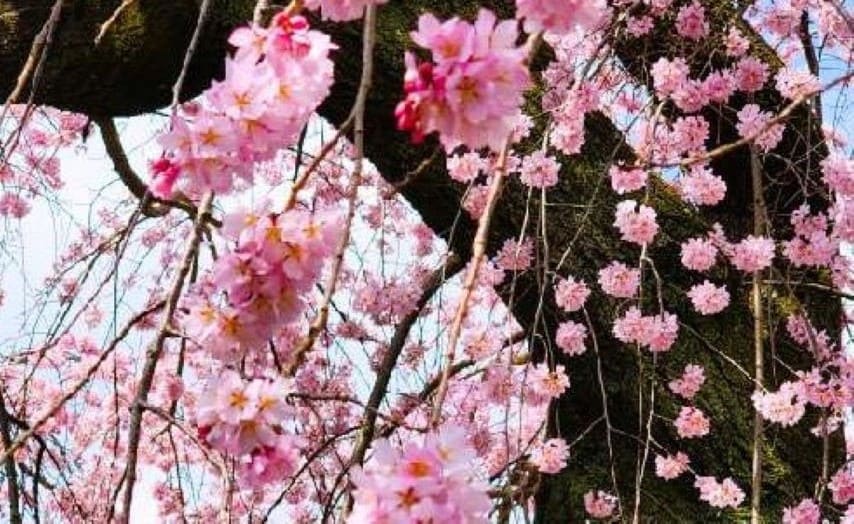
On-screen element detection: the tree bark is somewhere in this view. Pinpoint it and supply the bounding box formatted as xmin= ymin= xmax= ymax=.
xmin=0 ymin=0 xmax=842 ymax=521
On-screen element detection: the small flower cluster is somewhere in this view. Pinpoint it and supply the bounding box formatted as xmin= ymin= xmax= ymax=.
xmin=584 ymin=490 xmax=618 ymax=520
xmin=348 ymin=426 xmax=490 ymax=523
xmin=530 ymin=437 xmax=569 ymax=474
xmin=195 ymin=371 xmax=302 ymax=487
xmin=514 ymin=0 xmax=606 ymax=35
xmin=153 ymin=13 xmax=335 ymax=197
xmin=613 ymin=306 xmax=679 ymax=352
xmin=655 ymin=452 xmax=690 ymax=480
xmin=395 ymin=10 xmax=530 ymax=151
xmin=668 ymin=364 xmax=705 ymax=400
xmin=751 ymin=381 xmax=806 ymax=427
xmin=614 ymin=200 xmax=659 ymax=245
xmin=674 ymin=406 xmax=710 ymax=439
xmin=687 ymin=280 xmax=730 ymax=315
xmin=782 ymin=498 xmax=820 ymax=524
xmin=735 ymin=104 xmax=784 ymax=153
xmin=598 ymin=261 xmax=640 ymax=298
xmin=304 ymin=0 xmax=386 ymax=22
xmin=610 ymin=165 xmax=647 ymax=194
xmin=554 ymin=276 xmax=590 ymax=312
xmin=184 ymin=205 xmax=339 ymax=361
xmin=694 ymin=476 xmax=745 ymax=509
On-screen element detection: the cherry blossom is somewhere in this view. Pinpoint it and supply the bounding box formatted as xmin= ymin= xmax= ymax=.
xmin=396 ymin=9 xmax=530 ymax=151
xmin=530 ymin=438 xmax=569 ymax=474
xmin=674 ymin=406 xmax=710 ymax=438
xmin=556 ymin=320 xmax=587 ymax=356
xmin=554 ymin=276 xmax=590 ymax=312
xmin=598 ymin=261 xmax=640 ymax=298
xmin=655 ymin=452 xmax=690 ymax=480
xmin=687 ymin=281 xmax=730 ymax=315
xmin=694 ymin=476 xmax=745 ymax=509
xmin=515 ymin=0 xmax=606 ymax=34
xmin=348 ymin=426 xmax=490 ymax=523
xmin=584 ymin=490 xmax=618 ymax=520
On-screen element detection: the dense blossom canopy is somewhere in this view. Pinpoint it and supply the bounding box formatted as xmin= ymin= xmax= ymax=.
xmin=0 ymin=0 xmax=852 ymax=521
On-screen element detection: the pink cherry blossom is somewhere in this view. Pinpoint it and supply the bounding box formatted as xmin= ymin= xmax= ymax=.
xmin=519 ymin=150 xmax=560 ymax=188
xmin=676 ymin=2 xmax=709 ymax=40
xmin=556 ymin=320 xmax=587 ymax=356
xmin=668 ymin=364 xmax=706 ymax=400
xmin=530 ymin=363 xmax=570 ymax=399
xmin=687 ymin=281 xmax=730 ymax=315
xmin=694 ymin=476 xmax=745 ymax=508
xmin=554 ymin=276 xmax=590 ymax=312
xmin=655 ymin=452 xmax=690 ymax=480
xmin=736 ymin=104 xmax=784 ymax=152
xmin=614 ymin=200 xmax=659 ymax=245
xmin=447 ymin=151 xmax=485 ymax=183
xmin=680 ymin=237 xmax=718 ymax=271
xmin=349 ymin=426 xmax=490 ymax=523
xmin=598 ymin=261 xmax=640 ymax=298
xmin=651 ymin=57 xmax=690 ymax=97
xmin=752 ymin=382 xmax=805 ymax=427
xmin=830 ymin=466 xmax=854 ymax=505
xmin=680 ymin=166 xmax=726 ymax=206
xmin=515 ymin=0 xmax=606 ymax=34
xmin=396 ymin=10 xmax=530 ymax=151
xmin=674 ymin=406 xmax=710 ymax=438
xmin=782 ymin=498 xmax=820 ymax=524
xmin=776 ymin=68 xmax=821 ymax=100
xmin=729 ymin=234 xmax=775 ymax=272
xmin=303 ymin=0 xmax=388 ymax=22
xmin=734 ymin=57 xmax=769 ymax=92
xmin=609 ymin=165 xmax=647 ymax=194
xmin=822 ymin=154 xmax=854 ymax=196
xmin=584 ymin=490 xmax=617 ymax=520
xmin=495 ymin=237 xmax=534 ymax=271
xmin=724 ymin=27 xmax=749 ymax=57
xmin=531 ymin=438 xmax=569 ymax=474
xmin=156 ymin=14 xmax=336 ymax=197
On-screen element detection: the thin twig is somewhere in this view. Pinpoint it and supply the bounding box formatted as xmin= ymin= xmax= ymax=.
xmin=430 ymin=137 xmax=511 ymax=427
xmin=285 ymin=4 xmax=377 ymax=375
xmin=0 ymin=392 xmax=22 ymax=524
xmin=0 ymin=302 xmax=165 ymax=466
xmin=118 ymin=193 xmax=213 ymax=522
xmin=94 ymin=0 xmax=140 ymax=45
xmin=171 ymin=0 xmax=214 ymax=110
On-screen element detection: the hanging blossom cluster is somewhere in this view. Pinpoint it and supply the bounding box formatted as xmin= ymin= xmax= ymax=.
xmin=514 ymin=0 xmax=606 ymax=34
xmin=151 ymin=13 xmax=335 ymax=197
xmin=184 ymin=204 xmax=340 ymax=362
xmin=195 ymin=371 xmax=302 ymax=487
xmin=395 ymin=9 xmax=530 ymax=151
xmin=304 ymin=0 xmax=387 ymax=22
xmin=348 ymin=426 xmax=491 ymax=523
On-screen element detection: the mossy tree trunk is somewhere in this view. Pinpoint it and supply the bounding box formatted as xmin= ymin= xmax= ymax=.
xmin=0 ymin=1 xmax=842 ymax=521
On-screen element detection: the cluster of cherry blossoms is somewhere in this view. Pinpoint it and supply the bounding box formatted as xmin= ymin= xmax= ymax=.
xmin=152 ymin=13 xmax=335 ymax=197
xmin=195 ymin=371 xmax=302 ymax=487
xmin=612 ymin=306 xmax=679 ymax=353
xmin=0 ymin=108 xmax=86 ymax=219
xmin=304 ymin=0 xmax=386 ymax=22
xmin=514 ymin=0 xmax=605 ymax=35
xmin=348 ymin=426 xmax=490 ymax=523
xmin=395 ymin=10 xmax=530 ymax=151
xmin=694 ymin=476 xmax=745 ymax=509
xmin=184 ymin=204 xmax=340 ymax=362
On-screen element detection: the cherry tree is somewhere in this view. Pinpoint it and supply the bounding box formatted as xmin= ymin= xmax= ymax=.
xmin=0 ymin=0 xmax=852 ymax=522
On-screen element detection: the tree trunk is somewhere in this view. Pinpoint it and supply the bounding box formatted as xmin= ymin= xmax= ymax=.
xmin=0 ymin=0 xmax=842 ymax=521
